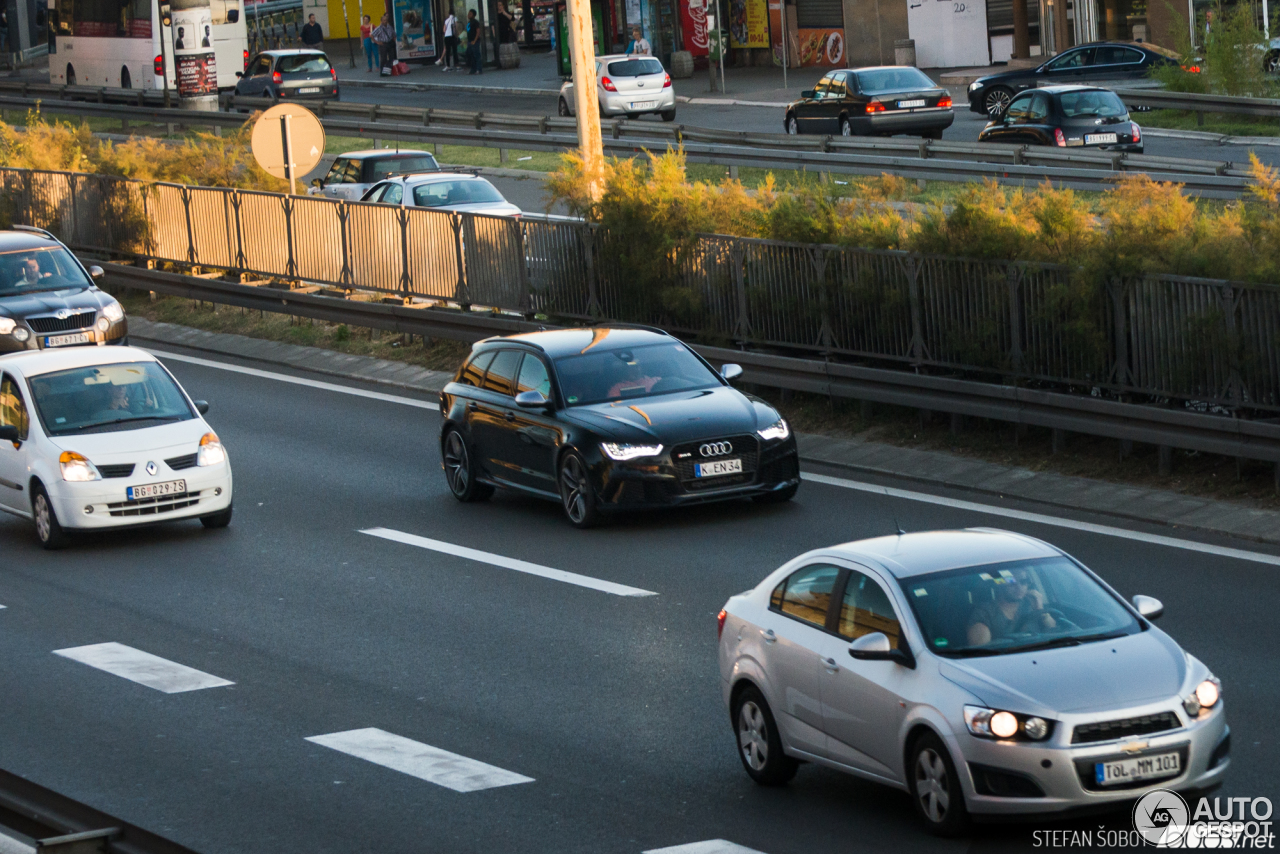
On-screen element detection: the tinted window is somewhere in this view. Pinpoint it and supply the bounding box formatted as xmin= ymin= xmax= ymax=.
xmin=515 ymin=354 xmax=552 ymax=398
xmin=1027 ymin=92 xmax=1050 ymax=120
xmin=250 ymin=55 xmax=272 ymax=75
xmin=367 ymin=155 xmax=440 ymax=181
xmin=1005 ymin=93 xmax=1035 ymax=120
xmin=778 ymin=564 xmax=841 ymax=628
xmin=854 ymin=67 xmax=935 ymax=94
xmin=277 ymin=53 xmax=332 ymax=74
xmin=325 ymin=158 xmax=356 ymax=184
xmin=553 ymin=341 xmax=720 ymax=405
xmin=28 ymin=362 xmax=194 ymax=436
xmin=1045 ymin=47 xmax=1093 ymax=70
xmin=459 ymin=350 xmax=495 ymax=386
xmin=1095 ymin=45 xmax=1143 ymax=64
xmin=482 ymin=349 xmax=521 ymax=395
xmin=0 ymin=374 xmax=29 ymax=442
xmin=838 ymin=570 xmax=901 ymax=646
xmin=1059 ymin=89 xmax=1127 ymax=117
xmin=0 ymin=247 xmax=92 ymax=294
xmin=606 ymin=58 xmax=664 ymax=76
xmin=825 ymin=71 xmax=847 ymax=98
xmin=411 ymin=179 xmax=506 ymax=207
xmin=812 ymin=73 xmax=832 ymax=97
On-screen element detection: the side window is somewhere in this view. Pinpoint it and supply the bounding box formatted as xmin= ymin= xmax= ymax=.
xmin=482 ymin=349 xmax=521 ymax=396
xmin=838 ymin=570 xmax=902 ymax=647
xmin=770 ymin=581 xmax=785 ymax=610
xmin=253 ymin=56 xmax=272 ymax=76
xmin=382 ymin=183 xmax=404 ymax=205
xmin=0 ymin=374 xmax=29 ymax=442
xmin=515 ymin=355 xmax=552 ymax=398
xmin=1027 ymin=93 xmax=1050 ymax=120
xmin=362 ymin=182 xmax=390 ymax=202
xmin=325 ymin=158 xmax=352 ymax=184
xmin=778 ymin=564 xmax=841 ymax=629
xmin=459 ymin=350 xmax=495 ymax=386
xmin=1005 ymin=94 xmax=1033 ymax=120
xmin=826 ymin=72 xmax=846 ymax=98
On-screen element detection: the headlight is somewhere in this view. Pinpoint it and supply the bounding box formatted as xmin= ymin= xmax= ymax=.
xmin=0 ymin=317 xmax=14 ymax=335
xmin=197 ymin=432 xmax=227 ymax=466
xmin=59 ymin=451 xmax=101 ymax=482
xmin=969 ymin=80 xmax=982 ymax=92
xmin=601 ymin=442 xmax=663 ymax=461
xmin=102 ymin=301 xmax=125 ymax=323
xmin=96 ymin=316 xmax=110 ymax=332
xmin=964 ymin=705 xmax=1052 ymax=740
xmin=1184 ymin=676 xmax=1221 ymax=716
xmin=757 ymin=418 xmax=790 ymax=442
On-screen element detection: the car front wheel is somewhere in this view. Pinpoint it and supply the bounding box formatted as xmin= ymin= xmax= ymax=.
xmin=32 ymin=482 xmax=68 ymax=550
xmin=909 ymin=731 xmax=969 ymax=836
xmin=983 ymin=86 xmax=1013 ymax=116
xmin=200 ymin=503 xmax=233 ymax=529
xmin=442 ymin=428 xmax=493 ymax=502
xmin=558 ymin=97 xmax=571 ymax=116
xmin=557 ymin=450 xmax=600 ymax=528
xmin=733 ymin=685 xmax=798 ymax=785
xmin=785 ymin=114 xmax=799 ymax=134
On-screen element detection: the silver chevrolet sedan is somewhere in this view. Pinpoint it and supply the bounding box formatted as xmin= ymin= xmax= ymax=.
xmin=718 ymin=529 xmax=1229 ymax=835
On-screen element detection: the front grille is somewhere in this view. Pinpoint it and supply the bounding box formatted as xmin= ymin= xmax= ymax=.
xmin=671 ymin=434 xmax=759 ymax=491
xmin=1071 ymin=711 xmax=1182 ymax=744
xmin=107 ymin=491 xmax=201 ymax=517
xmin=27 ymin=312 xmax=96 ymax=334
xmin=165 ymin=452 xmax=198 ymax=471
xmin=98 ymin=463 xmax=135 ymax=478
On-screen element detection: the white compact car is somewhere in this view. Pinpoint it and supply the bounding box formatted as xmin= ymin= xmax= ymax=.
xmin=558 ymin=55 xmax=676 ymax=121
xmin=0 ymin=346 xmax=233 ymax=549
xmin=359 ymin=172 xmax=523 ymax=218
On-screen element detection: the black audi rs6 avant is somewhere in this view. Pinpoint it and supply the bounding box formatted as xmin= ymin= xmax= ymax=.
xmin=438 ymin=326 xmax=800 ymax=527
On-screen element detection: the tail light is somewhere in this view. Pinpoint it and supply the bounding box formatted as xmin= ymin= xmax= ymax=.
xmin=1054 ymin=128 xmax=1066 ymax=147
xmin=717 ymin=609 xmax=727 ymax=640
xmin=154 ymin=54 xmax=164 ymax=75
xmin=865 ymin=100 xmax=885 ymax=114
xmin=937 ymin=94 xmax=952 ymax=109
xmin=1182 ymin=64 xmax=1201 ymax=73
xmin=601 ymin=76 xmax=617 ymax=92
xmin=1131 ymin=121 xmax=1141 ymax=142
xmin=243 ymin=49 xmax=249 ymax=69
xmin=663 ymin=72 xmax=671 ymax=88
xmin=272 ymin=70 xmax=283 ymax=84
xmin=330 ymin=66 xmax=337 ymax=80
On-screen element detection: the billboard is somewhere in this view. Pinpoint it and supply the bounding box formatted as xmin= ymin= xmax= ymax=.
xmin=171 ymin=1 xmax=218 ymax=96
xmin=729 ymin=0 xmax=767 ymax=48
xmin=394 ymin=0 xmax=437 ymax=58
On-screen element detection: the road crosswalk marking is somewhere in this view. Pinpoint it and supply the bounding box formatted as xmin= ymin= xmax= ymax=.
xmin=306 ymin=728 xmax=534 ymax=792
xmin=53 ymin=642 xmax=235 ymax=694
xmin=360 ymin=528 xmax=659 ymax=597
xmin=644 ymin=842 xmax=770 ymax=854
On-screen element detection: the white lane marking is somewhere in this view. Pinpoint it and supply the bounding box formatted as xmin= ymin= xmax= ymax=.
xmin=0 ymin=830 xmax=34 ymax=854
xmin=801 ymin=472 xmax=1280 ymax=567
xmin=644 ymin=842 xmax=770 ymax=854
xmin=361 ymin=528 xmax=658 ymax=597
xmin=53 ymin=642 xmax=235 ymax=693
xmin=145 ymin=349 xmax=439 ymax=411
xmin=306 ymin=728 xmax=533 ymax=792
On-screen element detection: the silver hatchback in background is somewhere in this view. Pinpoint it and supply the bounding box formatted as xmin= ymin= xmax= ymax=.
xmin=718 ymin=529 xmax=1229 ymax=835
xmin=558 ymin=55 xmax=676 ymax=122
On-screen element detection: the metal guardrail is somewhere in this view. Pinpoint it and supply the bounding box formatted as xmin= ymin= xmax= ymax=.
xmin=1114 ymin=87 xmax=1280 ymax=119
xmin=0 ymin=84 xmax=1255 ymax=197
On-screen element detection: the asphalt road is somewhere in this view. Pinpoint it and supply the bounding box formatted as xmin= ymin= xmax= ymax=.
xmin=0 ymin=346 xmax=1277 ymax=854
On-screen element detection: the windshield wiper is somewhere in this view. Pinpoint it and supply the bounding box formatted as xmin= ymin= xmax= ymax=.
xmin=68 ymin=415 xmax=181 ymax=431
xmin=1001 ymin=630 xmax=1130 ymax=655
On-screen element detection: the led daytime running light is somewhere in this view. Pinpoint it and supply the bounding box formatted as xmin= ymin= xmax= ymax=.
xmin=601 ymin=442 xmax=663 ymax=461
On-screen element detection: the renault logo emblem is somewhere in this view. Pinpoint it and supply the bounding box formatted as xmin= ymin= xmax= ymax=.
xmin=146 ymin=461 xmax=158 ymax=476
xmin=699 ymin=441 xmax=732 ymax=457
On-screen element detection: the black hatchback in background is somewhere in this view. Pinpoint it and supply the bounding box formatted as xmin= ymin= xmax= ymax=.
xmin=234 ymin=49 xmax=338 ymax=101
xmin=784 ymin=66 xmax=953 ymax=139
xmin=0 ymin=228 xmax=128 ymax=354
xmin=978 ymin=85 xmax=1142 ymax=152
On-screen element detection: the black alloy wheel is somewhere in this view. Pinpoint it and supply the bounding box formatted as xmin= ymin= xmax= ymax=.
xmin=732 ymin=685 xmax=798 ymax=785
xmin=983 ymin=86 xmax=1013 ymax=116
xmin=909 ymin=731 xmax=970 ymax=836
xmin=442 ymin=429 xmax=493 ymax=502
xmin=557 ymin=451 xmax=600 ymax=528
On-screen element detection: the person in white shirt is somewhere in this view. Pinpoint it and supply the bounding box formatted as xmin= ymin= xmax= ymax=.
xmin=626 ymin=26 xmax=651 ymax=55
xmin=442 ymin=11 xmax=459 ymax=70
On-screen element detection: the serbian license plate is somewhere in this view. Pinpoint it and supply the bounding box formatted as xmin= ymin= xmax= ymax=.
xmin=127 ymin=479 xmax=187 ymax=501
xmin=1095 ymin=751 xmax=1181 ymax=787
xmin=898 ymin=99 xmax=926 ymax=108
xmin=694 ymin=458 xmax=742 ymax=478
xmin=44 ymin=332 xmax=92 ymax=347
xmin=630 ymin=101 xmax=655 ymax=110
xmin=299 ymin=86 xmax=321 ymax=94
xmin=1086 ymin=132 xmax=1119 ymax=145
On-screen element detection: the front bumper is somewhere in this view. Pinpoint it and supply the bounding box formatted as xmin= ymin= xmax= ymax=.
xmin=848 ymin=108 xmax=955 ymax=136
xmin=600 ymin=89 xmax=676 ymax=116
xmin=48 ymin=462 xmax=233 ymax=530
xmin=0 ymin=320 xmax=128 ymax=354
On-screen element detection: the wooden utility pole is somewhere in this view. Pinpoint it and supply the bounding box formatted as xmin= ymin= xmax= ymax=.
xmin=566 ymin=0 xmax=604 ymax=200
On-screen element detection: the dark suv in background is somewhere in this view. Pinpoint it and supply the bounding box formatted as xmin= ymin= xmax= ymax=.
xmin=0 ymin=227 xmax=128 ymax=355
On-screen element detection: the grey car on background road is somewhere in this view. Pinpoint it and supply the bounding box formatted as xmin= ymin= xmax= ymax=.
xmin=718 ymin=529 xmax=1229 ymax=835
xmin=234 ymin=49 xmax=338 ymax=101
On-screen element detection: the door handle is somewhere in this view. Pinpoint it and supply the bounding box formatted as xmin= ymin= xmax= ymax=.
xmin=760 ymin=628 xmax=777 ymax=643
xmin=504 ymin=410 xmax=516 ymax=421
xmin=822 ymin=656 xmax=839 ymax=672
xmin=467 ymin=401 xmax=477 ymax=411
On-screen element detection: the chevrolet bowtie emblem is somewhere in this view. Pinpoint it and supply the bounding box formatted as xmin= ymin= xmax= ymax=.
xmin=1120 ymin=740 xmax=1149 ymax=753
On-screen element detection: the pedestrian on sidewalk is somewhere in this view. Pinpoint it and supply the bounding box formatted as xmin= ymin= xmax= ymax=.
xmin=301 ymin=13 xmax=324 ymax=50
xmin=360 ymin=14 xmax=377 ymax=72
xmin=465 ymin=10 xmax=482 ymax=74
xmin=494 ymin=1 xmax=516 ymax=43
xmin=442 ymin=9 xmax=459 ymax=70
xmin=625 ymin=26 xmax=651 ymax=55
xmin=372 ymin=13 xmax=396 ymax=75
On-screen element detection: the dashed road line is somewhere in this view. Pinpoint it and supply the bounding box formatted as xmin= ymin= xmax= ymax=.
xmin=53 ymin=642 xmax=235 ymax=694
xmin=306 ymin=728 xmax=534 ymax=792
xmin=644 ymin=841 xmax=770 ymax=854
xmin=360 ymin=527 xmax=659 ymax=597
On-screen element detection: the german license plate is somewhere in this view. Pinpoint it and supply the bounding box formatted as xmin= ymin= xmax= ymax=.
xmin=127 ymin=479 xmax=186 ymax=501
xmin=1095 ymin=751 xmax=1181 ymax=787
xmin=299 ymin=86 xmax=321 ymax=94
xmin=1086 ymin=132 xmax=1119 ymax=145
xmin=694 ymin=458 xmax=742 ymax=478
xmin=631 ymin=101 xmax=655 ymax=110
xmin=898 ymin=99 xmax=926 ymax=108
xmin=44 ymin=332 xmax=92 ymax=347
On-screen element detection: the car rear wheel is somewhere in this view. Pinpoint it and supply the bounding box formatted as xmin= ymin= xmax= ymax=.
xmin=557 ymin=450 xmax=600 ymax=528
xmin=909 ymin=731 xmax=970 ymax=837
xmin=32 ymin=482 xmax=68 ymax=550
xmin=733 ymin=685 xmax=798 ymax=785
xmin=442 ymin=428 xmax=493 ymax=502
xmin=839 ymin=115 xmax=852 ymax=136
xmin=200 ymin=503 xmax=233 ymax=529
xmin=660 ymin=108 xmax=676 ymax=122
xmin=558 ymin=97 xmax=571 ymax=116
xmin=785 ymin=114 xmax=799 ymax=134
xmin=983 ymin=86 xmax=1013 ymax=116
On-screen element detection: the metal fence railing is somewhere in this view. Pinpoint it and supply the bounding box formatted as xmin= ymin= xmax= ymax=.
xmin=3 ymin=166 xmax=1278 ymax=413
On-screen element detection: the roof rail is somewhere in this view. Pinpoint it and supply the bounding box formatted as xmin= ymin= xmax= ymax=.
xmin=592 ymin=322 xmax=672 ymax=335
xmin=10 ymin=224 xmax=59 ymax=241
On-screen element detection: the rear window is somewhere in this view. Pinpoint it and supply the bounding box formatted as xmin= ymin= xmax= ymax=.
xmin=277 ymin=54 xmax=332 ymax=74
xmin=412 ymin=179 xmax=505 ymax=207
xmin=366 ymin=155 xmax=440 ymax=181
xmin=854 ymin=67 xmax=935 ymax=94
xmin=1059 ymin=89 xmax=1127 ymax=118
xmin=607 ymin=58 xmax=664 ymax=77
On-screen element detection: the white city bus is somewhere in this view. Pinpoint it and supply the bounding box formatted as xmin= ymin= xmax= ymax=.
xmin=48 ymin=0 xmax=247 ymax=90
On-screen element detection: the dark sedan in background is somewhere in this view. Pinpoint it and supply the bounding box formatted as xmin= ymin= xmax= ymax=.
xmin=978 ymin=86 xmax=1142 ymax=152
xmin=234 ymin=50 xmax=338 ymax=101
xmin=967 ymin=41 xmax=1180 ymax=116
xmin=438 ymin=327 xmax=800 ymax=528
xmin=784 ymin=66 xmax=954 ymax=139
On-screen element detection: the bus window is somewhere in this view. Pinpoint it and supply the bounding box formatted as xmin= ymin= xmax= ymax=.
xmin=209 ymin=0 xmax=242 ymax=26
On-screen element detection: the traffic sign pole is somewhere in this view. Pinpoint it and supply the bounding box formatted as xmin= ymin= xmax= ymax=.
xmin=281 ymin=114 xmax=296 ymax=196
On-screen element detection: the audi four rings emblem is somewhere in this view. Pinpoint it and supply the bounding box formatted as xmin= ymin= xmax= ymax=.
xmin=699 ymin=441 xmax=733 ymax=457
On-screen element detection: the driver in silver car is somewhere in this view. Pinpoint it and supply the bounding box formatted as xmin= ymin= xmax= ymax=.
xmin=966 ymin=567 xmax=1057 ymax=646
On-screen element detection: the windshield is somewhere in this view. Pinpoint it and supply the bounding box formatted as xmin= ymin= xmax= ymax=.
xmin=277 ymin=53 xmax=332 ymax=74
xmin=900 ymin=557 xmax=1141 ymax=657
xmin=1059 ymin=90 xmax=1128 ymax=118
xmin=554 ymin=341 xmax=721 ymax=405
xmin=412 ymin=179 xmax=506 ymax=207
xmin=607 ymin=58 xmax=664 ymax=77
xmin=854 ymin=67 xmax=936 ymax=94
xmin=0 ymin=247 xmax=92 ymax=295
xmin=29 ymin=362 xmax=194 ymax=436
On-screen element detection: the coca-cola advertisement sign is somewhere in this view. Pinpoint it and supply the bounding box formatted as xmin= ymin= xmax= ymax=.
xmin=680 ymin=0 xmax=710 ymax=56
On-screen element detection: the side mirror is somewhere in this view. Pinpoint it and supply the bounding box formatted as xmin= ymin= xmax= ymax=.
xmin=848 ymin=632 xmax=916 ymax=668
xmin=193 ymin=400 xmax=210 ymax=415
xmin=514 ymin=390 xmax=550 ymax=408
xmin=720 ymin=363 xmax=743 ymax=381
xmin=800 ymin=89 xmax=815 ymax=99
xmin=0 ymin=424 xmax=19 ymax=442
xmin=1132 ymin=594 xmax=1163 ymax=620
xmin=88 ymin=265 xmax=104 ymax=280
xmin=311 ymin=178 xmax=323 ymax=188
xmin=235 ymin=71 xmax=244 ymax=78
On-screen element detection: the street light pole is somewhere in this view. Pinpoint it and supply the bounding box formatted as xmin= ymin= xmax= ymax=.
xmin=566 ymin=0 xmax=604 ymax=200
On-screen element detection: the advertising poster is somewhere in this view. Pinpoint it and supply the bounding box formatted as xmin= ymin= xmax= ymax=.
xmin=729 ymin=0 xmax=767 ymax=48
xmin=394 ymin=0 xmax=437 ymax=58
xmin=679 ymin=0 xmax=709 ymax=56
xmin=794 ymin=27 xmax=843 ymax=65
xmin=171 ymin=1 xmax=218 ymax=97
